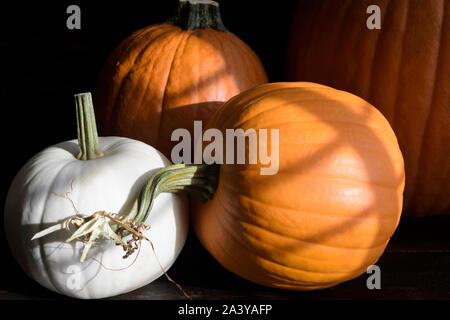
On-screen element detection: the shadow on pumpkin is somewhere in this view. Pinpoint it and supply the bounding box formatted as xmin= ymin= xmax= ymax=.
xmin=157 ymin=101 xmax=225 ymax=159
xmin=287 ymin=0 xmax=450 ymax=217
xmin=189 ymin=85 xmax=405 ymax=292
xmin=94 ymin=27 xmax=267 ymax=160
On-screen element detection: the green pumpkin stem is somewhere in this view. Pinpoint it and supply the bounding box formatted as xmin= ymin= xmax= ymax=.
xmin=135 ymin=163 xmax=219 ymax=222
xmin=116 ymin=163 xmax=219 ymax=235
xmin=168 ymin=0 xmax=228 ymax=32
xmin=75 ymin=92 xmax=104 ymax=160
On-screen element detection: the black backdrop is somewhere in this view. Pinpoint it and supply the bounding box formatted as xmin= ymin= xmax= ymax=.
xmin=0 ymin=0 xmax=299 ymax=298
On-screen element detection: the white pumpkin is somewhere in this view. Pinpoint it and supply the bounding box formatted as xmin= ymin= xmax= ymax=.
xmin=3 ymin=93 xmax=189 ymax=299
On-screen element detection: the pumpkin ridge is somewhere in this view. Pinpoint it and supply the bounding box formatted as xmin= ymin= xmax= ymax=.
xmin=38 ymin=158 xmax=78 ymax=293
xmin=208 ymin=84 xmax=316 ymax=127
xmin=238 ymin=212 xmax=393 ymax=253
xmin=215 ymin=208 xmax=335 ymax=278
xmin=206 ymin=28 xmax=228 ymax=93
xmin=217 ymin=88 xmax=313 ymax=128
xmin=124 ymin=25 xmax=174 ymax=62
xmin=126 ymin=28 xmax=183 ymax=138
xmin=367 ymin=0 xmax=393 ymax=105
xmin=208 ymin=86 xmax=279 ymax=128
xmin=211 ymin=30 xmax=248 ymax=97
xmin=243 ymin=171 xmax=402 ymax=192
xmin=216 ymin=227 xmax=344 ymax=287
xmin=218 ymin=191 xmax=396 ymax=250
xmin=207 ymin=84 xmax=329 ymax=129
xmin=364 ymin=0 xmax=391 ymax=101
xmin=242 ymin=204 xmax=396 ymax=251
xmin=126 ymin=30 xmax=181 ymax=134
xmin=306 ymin=0 xmax=351 ymax=78
xmin=221 ymin=160 xmax=403 ymax=191
xmin=326 ymin=0 xmax=353 ymax=76
xmin=223 ymin=88 xmax=385 ymax=131
xmin=6 ymin=155 xmax=63 ymax=291
xmin=390 ymin=0 xmax=410 ymax=129
xmin=130 ymin=26 xmax=177 ymax=66
xmin=156 ymin=30 xmax=194 ymax=150
xmin=238 ymin=249 xmax=379 ymax=288
xmin=19 ymin=149 xmax=69 ymax=192
xmin=213 ymin=204 xmax=380 ymax=286
xmin=229 ymin=34 xmax=266 ymax=85
xmin=199 ymin=28 xmax=234 ymax=100
xmin=103 ymin=25 xmax=162 ymax=111
xmin=221 ymin=184 xmax=400 ymax=222
xmin=408 ymin=0 xmax=446 ymax=213
xmin=110 ymin=25 xmax=172 ymax=94
xmin=223 ymin=32 xmax=267 ymax=88
xmin=234 ymin=112 xmax=399 ymax=145
xmin=110 ymin=27 xmax=177 ymax=135
xmin=238 ymin=219 xmax=389 ymax=272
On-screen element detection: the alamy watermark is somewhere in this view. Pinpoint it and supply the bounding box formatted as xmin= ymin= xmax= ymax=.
xmin=171 ymin=121 xmax=280 ymax=175
xmin=366 ymin=5 xmax=381 ymax=30
xmin=65 ymin=264 xmax=82 ymax=290
xmin=66 ymin=5 xmax=81 ymax=30
xmin=366 ymin=264 xmax=381 ymax=289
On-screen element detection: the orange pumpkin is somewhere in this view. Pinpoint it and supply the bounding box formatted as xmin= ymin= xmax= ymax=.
xmin=95 ymin=0 xmax=267 ymax=158
xmin=189 ymin=82 xmax=405 ymax=290
xmin=287 ymin=0 xmax=449 ymax=217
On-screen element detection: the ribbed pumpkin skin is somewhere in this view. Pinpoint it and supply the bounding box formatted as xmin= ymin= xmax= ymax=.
xmin=287 ymin=0 xmax=450 ymax=217
xmin=95 ymin=23 xmax=267 ymax=158
xmin=192 ymin=82 xmax=405 ymax=290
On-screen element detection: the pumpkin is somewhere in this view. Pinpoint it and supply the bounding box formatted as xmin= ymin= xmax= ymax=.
xmin=95 ymin=0 xmax=268 ymax=159
xmin=139 ymin=82 xmax=405 ymax=290
xmin=4 ymin=93 xmax=188 ymax=299
xmin=287 ymin=0 xmax=450 ymax=217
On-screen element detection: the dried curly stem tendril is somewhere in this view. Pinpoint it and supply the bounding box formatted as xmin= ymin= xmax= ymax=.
xmin=31 ymin=212 xmax=136 ymax=263
xmin=31 ymin=216 xmax=84 ymax=241
xmin=31 ymin=210 xmax=192 ymax=300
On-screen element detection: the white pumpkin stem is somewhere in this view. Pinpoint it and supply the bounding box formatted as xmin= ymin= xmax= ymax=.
xmin=75 ymin=92 xmax=104 ymax=160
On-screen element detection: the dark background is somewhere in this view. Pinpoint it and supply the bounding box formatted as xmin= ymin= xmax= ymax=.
xmin=1 ymin=0 xmax=449 ymax=302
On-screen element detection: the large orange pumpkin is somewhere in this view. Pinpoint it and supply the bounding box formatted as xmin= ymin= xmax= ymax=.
xmin=95 ymin=0 xmax=267 ymax=158
xmin=188 ymin=82 xmax=404 ymax=290
xmin=287 ymin=0 xmax=449 ymax=217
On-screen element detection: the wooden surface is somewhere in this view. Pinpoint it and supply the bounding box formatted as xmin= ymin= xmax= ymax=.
xmin=1 ymin=215 xmax=449 ymax=301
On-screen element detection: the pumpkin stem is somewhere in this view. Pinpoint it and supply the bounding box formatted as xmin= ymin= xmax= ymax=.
xmin=168 ymin=0 xmax=228 ymax=32
xmin=118 ymin=164 xmax=219 ymax=233
xmin=75 ymin=92 xmax=104 ymax=160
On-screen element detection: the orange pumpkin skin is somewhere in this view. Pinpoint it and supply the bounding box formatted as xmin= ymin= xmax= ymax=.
xmin=192 ymin=82 xmax=405 ymax=290
xmin=287 ymin=0 xmax=450 ymax=217
xmin=95 ymin=3 xmax=267 ymax=158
